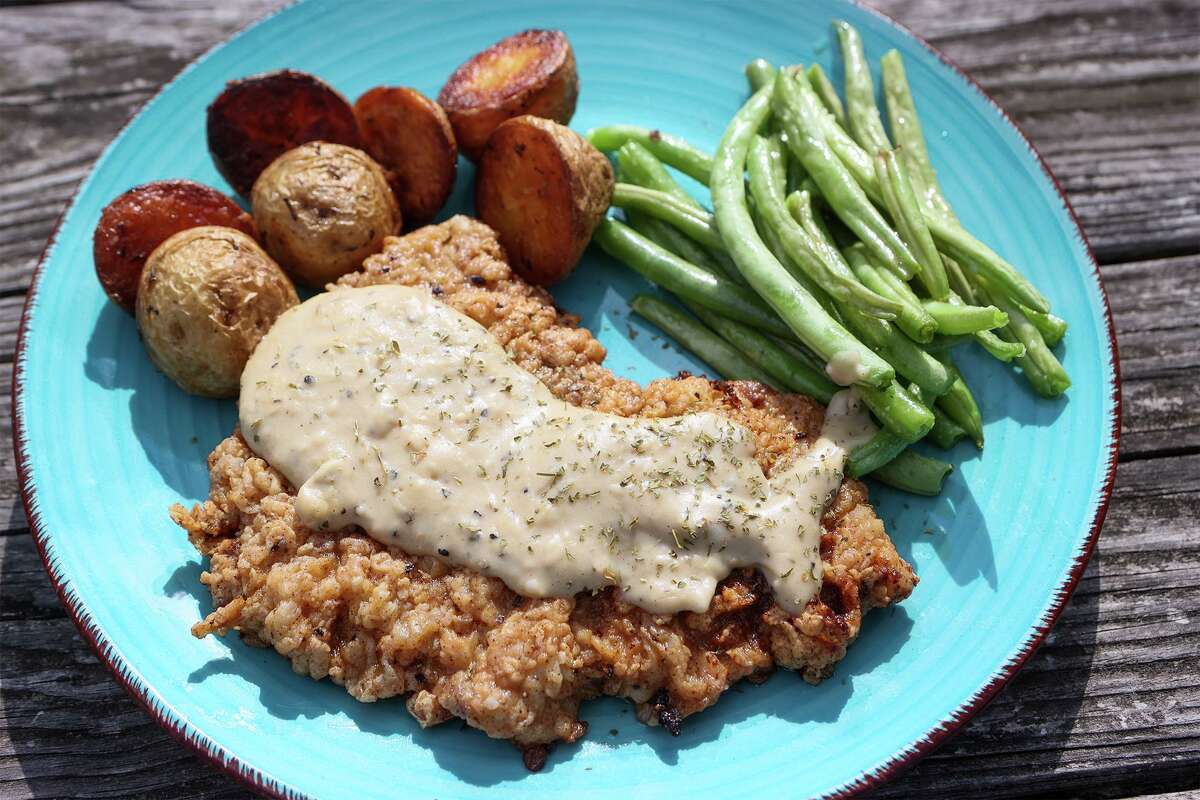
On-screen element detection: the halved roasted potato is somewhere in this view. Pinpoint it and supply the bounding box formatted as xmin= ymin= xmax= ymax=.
xmin=438 ymin=29 xmax=578 ymax=162
xmin=93 ymin=179 xmax=256 ymax=313
xmin=136 ymin=226 xmax=297 ymax=398
xmin=251 ymin=142 xmax=401 ymax=287
xmin=207 ymin=69 xmax=362 ymax=196
xmin=475 ymin=115 xmax=612 ymax=285
xmin=354 ymin=86 xmax=458 ymax=227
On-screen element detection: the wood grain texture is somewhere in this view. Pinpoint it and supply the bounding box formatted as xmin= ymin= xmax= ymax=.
xmin=0 ymin=1 xmax=1196 ymax=799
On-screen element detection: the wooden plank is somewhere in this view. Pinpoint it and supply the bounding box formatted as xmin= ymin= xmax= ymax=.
xmin=892 ymin=0 xmax=1200 ymax=263
xmin=1102 ymin=254 xmax=1200 ymax=458
xmin=0 ymin=0 xmax=282 ymax=294
xmin=0 ymin=0 xmax=1196 ymax=298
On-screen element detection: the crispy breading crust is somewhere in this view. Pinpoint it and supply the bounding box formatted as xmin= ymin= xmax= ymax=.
xmin=173 ymin=215 xmax=916 ymax=762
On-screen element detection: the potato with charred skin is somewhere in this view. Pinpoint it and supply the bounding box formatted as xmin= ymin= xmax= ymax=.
xmin=207 ymin=70 xmax=362 ymax=197
xmin=136 ymin=226 xmax=297 ymax=398
xmin=354 ymin=86 xmax=458 ymax=227
xmin=93 ymin=180 xmax=256 ymax=313
xmin=438 ymin=29 xmax=578 ymax=162
xmin=251 ymin=142 xmax=401 ymax=287
xmin=475 ymin=115 xmax=613 ymax=285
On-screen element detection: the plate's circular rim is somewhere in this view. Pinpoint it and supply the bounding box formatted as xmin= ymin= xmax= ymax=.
xmin=9 ymin=2 xmax=1122 ymax=797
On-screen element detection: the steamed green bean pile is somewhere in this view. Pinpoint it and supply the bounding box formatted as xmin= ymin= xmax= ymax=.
xmin=587 ymin=21 xmax=1069 ymax=496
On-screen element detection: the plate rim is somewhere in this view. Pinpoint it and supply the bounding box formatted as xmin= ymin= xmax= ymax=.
xmin=9 ymin=2 xmax=1122 ymax=797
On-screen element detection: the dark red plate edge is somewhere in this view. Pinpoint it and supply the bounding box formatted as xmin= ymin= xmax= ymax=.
xmin=8 ymin=3 xmax=1122 ymax=799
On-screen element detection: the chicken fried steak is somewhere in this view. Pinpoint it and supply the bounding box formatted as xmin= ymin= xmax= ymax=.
xmin=173 ymin=215 xmax=916 ymax=765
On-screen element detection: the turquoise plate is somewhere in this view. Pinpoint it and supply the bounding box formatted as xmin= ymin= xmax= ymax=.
xmin=13 ymin=1 xmax=1119 ymax=797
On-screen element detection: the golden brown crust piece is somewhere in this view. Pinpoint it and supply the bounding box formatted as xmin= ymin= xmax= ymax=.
xmin=353 ymin=87 xmax=458 ymax=228
xmin=175 ymin=215 xmax=915 ymax=757
xmin=475 ymin=115 xmax=614 ymax=286
xmin=437 ymin=29 xmax=579 ymax=161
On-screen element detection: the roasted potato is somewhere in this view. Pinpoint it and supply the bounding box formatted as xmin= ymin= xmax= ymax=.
xmin=136 ymin=226 xmax=298 ymax=397
xmin=93 ymin=180 xmax=256 ymax=313
xmin=251 ymin=142 xmax=401 ymax=286
xmin=207 ymin=70 xmax=362 ymax=196
xmin=475 ymin=115 xmax=613 ymax=285
xmin=354 ymin=86 xmax=458 ymax=227
xmin=438 ymin=29 xmax=578 ymax=161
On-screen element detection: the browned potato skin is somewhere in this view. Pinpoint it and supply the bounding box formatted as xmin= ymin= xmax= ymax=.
xmin=207 ymin=70 xmax=363 ymax=197
xmin=354 ymin=86 xmax=458 ymax=228
xmin=94 ymin=180 xmax=256 ymax=314
xmin=251 ymin=142 xmax=401 ymax=287
xmin=475 ymin=115 xmax=613 ymax=286
xmin=136 ymin=226 xmax=298 ymax=398
xmin=438 ymin=29 xmax=578 ymax=162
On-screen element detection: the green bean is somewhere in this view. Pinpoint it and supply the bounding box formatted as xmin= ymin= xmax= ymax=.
xmin=922 ymin=300 xmax=1007 ymax=335
xmin=834 ymin=21 xmax=891 ymax=154
xmin=847 ymin=430 xmax=908 ymax=478
xmin=775 ymin=63 xmax=1052 ymax=314
xmin=859 ymin=380 xmax=935 ymax=443
xmin=749 ymin=194 xmax=843 ymax=321
xmin=746 ymin=58 xmax=777 ymax=93
xmin=938 ymin=289 xmax=1026 ymax=361
xmin=934 ymin=356 xmax=985 ymax=447
xmin=610 ymin=183 xmax=725 ymax=252
xmin=805 ymin=64 xmax=847 ymax=129
xmin=786 ymin=155 xmax=808 ymax=195
xmin=682 ymin=301 xmax=838 ymax=402
xmin=841 ymin=241 xmax=936 ymax=342
xmin=945 ymin=257 xmax=977 ymax=302
xmin=874 ymin=149 xmax=950 ymax=299
xmin=709 ymin=82 xmax=895 ymax=389
xmin=784 ymin=67 xmax=880 ymax=200
xmin=626 ymin=210 xmax=731 ymax=281
xmin=925 ymin=214 xmax=1051 ymax=313
xmin=593 ymin=218 xmax=793 ymax=338
xmin=778 ymin=336 xmax=937 ymax=442
xmin=615 ymin=141 xmax=747 ymax=279
xmin=616 ymin=141 xmax=702 ymax=209
xmin=747 ymin=138 xmax=902 ymax=318
xmin=1022 ymin=307 xmax=1068 ymax=347
xmin=910 ymin=382 xmax=968 ymax=449
xmin=587 ymin=125 xmax=714 ymax=184
xmin=924 ymin=334 xmax=971 ymax=353
xmin=879 ymin=49 xmax=955 ymax=218
xmin=974 ymin=329 xmax=1026 ymax=362
xmin=977 ymin=278 xmax=1071 ymax=397
xmin=773 ymin=69 xmax=920 ymax=279
xmin=871 ymin=449 xmax=952 ymax=495
xmin=927 ymin=405 xmax=968 ymax=449
xmin=630 ymin=295 xmax=777 ymax=386
xmin=840 ymin=305 xmax=953 ymax=397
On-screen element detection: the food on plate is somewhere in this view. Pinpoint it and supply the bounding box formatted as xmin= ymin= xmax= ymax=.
xmin=438 ymin=29 xmax=578 ymax=161
xmin=207 ymin=69 xmax=362 ymax=196
xmin=250 ymin=141 xmax=401 ymax=286
xmin=353 ymin=86 xmax=458 ymax=227
xmin=591 ymin=21 xmax=1071 ymax=495
xmin=136 ymin=226 xmax=297 ymax=397
xmin=475 ymin=115 xmax=612 ymax=285
xmin=174 ymin=215 xmax=915 ymax=766
xmin=93 ymin=180 xmax=255 ymax=313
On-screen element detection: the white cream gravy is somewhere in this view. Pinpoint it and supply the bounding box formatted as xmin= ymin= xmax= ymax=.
xmin=240 ymin=285 xmax=875 ymax=615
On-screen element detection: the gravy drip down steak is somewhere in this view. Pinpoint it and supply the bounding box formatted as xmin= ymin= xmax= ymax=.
xmin=173 ymin=215 xmax=916 ymax=766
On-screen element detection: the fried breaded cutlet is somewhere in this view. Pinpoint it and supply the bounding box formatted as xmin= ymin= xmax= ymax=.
xmin=173 ymin=215 xmax=916 ymax=767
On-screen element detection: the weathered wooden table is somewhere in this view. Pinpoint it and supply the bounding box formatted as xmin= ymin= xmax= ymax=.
xmin=1 ymin=1 xmax=1197 ymax=797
